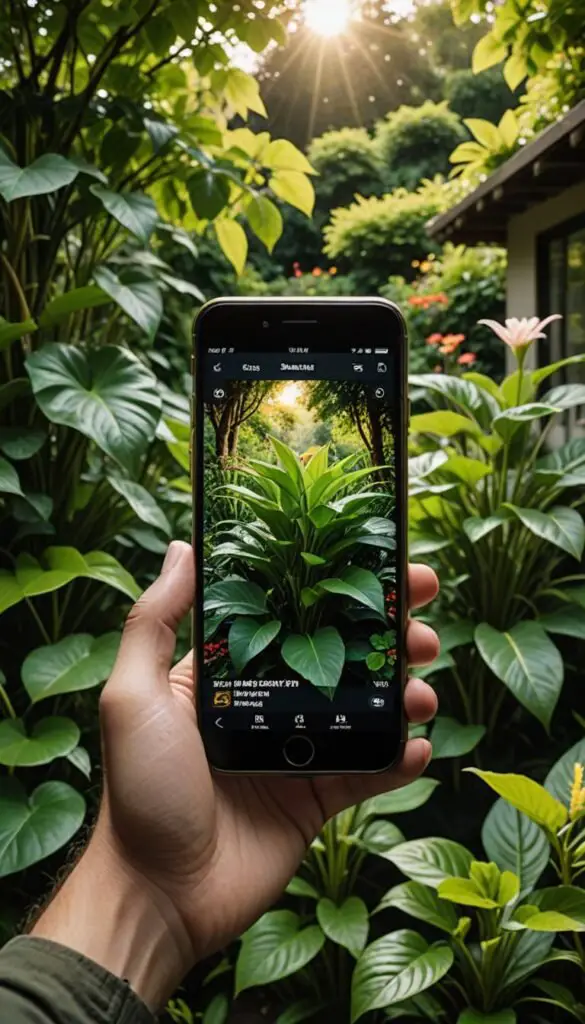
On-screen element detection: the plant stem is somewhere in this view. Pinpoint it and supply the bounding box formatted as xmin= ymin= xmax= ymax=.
xmin=25 ymin=598 xmax=52 ymax=644
xmin=0 ymin=683 xmax=17 ymax=719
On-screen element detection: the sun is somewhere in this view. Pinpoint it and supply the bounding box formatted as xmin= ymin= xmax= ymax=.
xmin=277 ymin=382 xmax=304 ymax=407
xmin=304 ymin=0 xmax=352 ymax=37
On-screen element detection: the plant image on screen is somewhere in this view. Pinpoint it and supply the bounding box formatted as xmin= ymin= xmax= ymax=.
xmin=203 ymin=382 xmax=397 ymax=700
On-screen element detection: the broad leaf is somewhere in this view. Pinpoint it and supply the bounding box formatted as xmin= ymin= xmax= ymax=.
xmin=286 ymin=876 xmax=319 ymax=899
xmin=247 ymin=195 xmax=283 ymax=253
xmin=0 ymin=151 xmax=79 ymax=202
xmin=431 ymin=717 xmax=485 ymax=759
xmin=26 ymin=343 xmax=161 ymax=471
xmin=0 ymin=549 xmax=139 ymax=615
xmin=91 ymin=186 xmax=159 ymax=243
xmin=93 ymin=267 xmax=162 ymax=340
xmin=0 ymin=779 xmax=85 ymax=878
xmin=0 ymin=317 xmax=37 ymax=351
xmin=505 ymin=505 xmax=585 ymax=560
xmin=438 ymin=877 xmax=499 ymax=910
xmin=39 ymin=286 xmax=111 ymax=327
xmin=0 ymin=457 xmax=23 ymax=496
xmin=275 ymin=1000 xmax=326 ymax=1024
xmin=408 ymin=451 xmax=449 ymax=479
xmin=351 ymin=930 xmax=453 ymax=1022
xmin=493 ymin=404 xmax=559 ymax=442
xmin=463 ymin=514 xmax=506 ymax=543
xmin=474 ymin=621 xmax=563 ymax=729
xmin=215 ymin=219 xmax=248 ymax=275
xmin=408 ymin=373 xmax=499 ymax=428
xmin=320 ymin=567 xmax=385 ymax=618
xmin=545 ymin=736 xmax=585 ymax=808
xmin=377 ymin=881 xmax=458 ymax=933
xmin=359 ymin=779 xmax=440 ymax=822
xmin=263 ymin=139 xmax=315 ymax=175
xmin=482 ymin=799 xmax=549 ymax=893
xmin=532 ymin=354 xmax=585 ymax=386
xmin=205 ymin=580 xmax=267 ymax=617
xmin=360 ymin=821 xmax=405 ymax=856
xmin=542 ymin=383 xmax=585 ymax=411
xmin=502 ymin=928 xmax=554 ymax=989
xmin=187 ymin=169 xmax=230 ymax=220
xmin=0 ymin=427 xmax=45 ymax=460
xmin=539 ymin=606 xmax=585 ymax=640
xmin=108 ymin=476 xmax=170 ymax=536
xmin=236 ymin=910 xmax=324 ymax=994
xmin=466 ymin=769 xmax=567 ymax=833
xmin=0 ymin=717 xmax=80 ymax=767
xmin=271 ymin=170 xmax=315 ymax=217
xmin=523 ymin=886 xmax=585 ymax=932
xmin=387 ymin=838 xmax=473 ymax=888
xmin=229 ymin=618 xmax=281 ymax=673
xmin=67 ymin=746 xmax=92 ymax=780
xmin=282 ymin=628 xmax=344 ymax=698
xmin=317 ymin=896 xmax=369 ymax=956
xmin=410 ymin=411 xmax=479 ymax=437
xmin=458 ymin=1011 xmax=516 ymax=1024
xmin=442 ymin=455 xmax=491 ymax=486
xmin=202 ymin=993 xmax=229 ymax=1024
xmin=438 ymin=620 xmax=475 ymax=653
xmin=22 ymin=632 xmax=120 ymax=703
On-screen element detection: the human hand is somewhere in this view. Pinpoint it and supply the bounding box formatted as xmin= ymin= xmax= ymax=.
xmin=34 ymin=541 xmax=439 ymax=1009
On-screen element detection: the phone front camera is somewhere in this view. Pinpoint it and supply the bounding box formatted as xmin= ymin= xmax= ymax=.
xmin=262 ymin=320 xmax=270 ymax=329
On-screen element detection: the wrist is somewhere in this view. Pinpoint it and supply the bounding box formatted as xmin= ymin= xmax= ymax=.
xmin=31 ymin=827 xmax=195 ymax=1011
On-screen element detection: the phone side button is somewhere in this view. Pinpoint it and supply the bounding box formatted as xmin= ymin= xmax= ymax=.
xmin=283 ymin=735 xmax=315 ymax=768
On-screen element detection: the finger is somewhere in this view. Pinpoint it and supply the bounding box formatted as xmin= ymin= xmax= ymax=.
xmin=404 ymin=677 xmax=438 ymax=724
xmin=169 ymin=649 xmax=196 ymax=699
xmin=407 ymin=619 xmax=439 ymax=666
xmin=104 ymin=541 xmax=194 ymax=702
xmin=408 ymin=564 xmax=439 ymax=610
xmin=318 ymin=738 xmax=432 ymax=818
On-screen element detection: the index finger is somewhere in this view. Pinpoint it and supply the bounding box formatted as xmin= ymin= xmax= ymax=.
xmin=408 ymin=564 xmax=439 ymax=610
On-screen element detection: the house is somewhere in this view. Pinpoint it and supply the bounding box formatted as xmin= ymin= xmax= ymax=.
xmin=428 ymin=99 xmax=585 ymax=404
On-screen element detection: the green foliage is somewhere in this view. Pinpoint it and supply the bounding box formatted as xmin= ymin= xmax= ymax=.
xmin=375 ymin=101 xmax=467 ymax=192
xmin=445 ymin=69 xmax=519 ymax=125
xmin=324 ymin=182 xmax=446 ymax=290
xmin=450 ymin=110 xmax=520 ymax=183
xmin=308 ymin=128 xmax=385 ymax=210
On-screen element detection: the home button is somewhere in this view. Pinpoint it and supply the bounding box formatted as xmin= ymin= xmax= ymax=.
xmin=283 ymin=735 xmax=315 ymax=768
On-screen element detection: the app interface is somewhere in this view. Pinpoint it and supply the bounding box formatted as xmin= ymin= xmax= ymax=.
xmin=200 ymin=337 xmax=401 ymax=736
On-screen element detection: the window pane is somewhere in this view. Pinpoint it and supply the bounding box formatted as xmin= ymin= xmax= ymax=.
xmin=545 ymin=237 xmax=565 ymax=367
xmin=567 ymin=227 xmax=585 ymax=385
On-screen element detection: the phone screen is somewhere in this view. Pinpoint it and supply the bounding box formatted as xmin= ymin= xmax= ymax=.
xmin=195 ymin=301 xmax=406 ymax=772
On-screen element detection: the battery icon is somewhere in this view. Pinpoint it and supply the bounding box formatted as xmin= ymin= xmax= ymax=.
xmin=375 ymin=348 xmax=389 ymax=354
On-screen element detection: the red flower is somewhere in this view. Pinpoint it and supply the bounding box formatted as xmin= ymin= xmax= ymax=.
xmin=294 ymin=269 xmax=302 ymax=278
xmin=458 ymin=352 xmax=477 ymax=366
xmin=426 ymin=333 xmax=443 ymax=346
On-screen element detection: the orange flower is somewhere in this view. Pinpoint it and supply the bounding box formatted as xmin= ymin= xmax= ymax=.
xmin=312 ymin=267 xmax=322 ymax=277
xmin=439 ymin=333 xmax=466 ymax=355
xmin=329 ymin=266 xmax=338 ymax=276
xmin=408 ymin=295 xmax=423 ymax=307
xmin=294 ymin=269 xmax=302 ymax=278
xmin=458 ymin=352 xmax=477 ymax=366
xmin=426 ymin=333 xmax=443 ymax=346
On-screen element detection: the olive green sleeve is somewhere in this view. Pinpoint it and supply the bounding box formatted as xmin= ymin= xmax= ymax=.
xmin=0 ymin=937 xmax=156 ymax=1024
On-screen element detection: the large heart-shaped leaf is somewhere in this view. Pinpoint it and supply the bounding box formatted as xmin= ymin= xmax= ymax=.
xmin=0 ymin=548 xmax=139 ymax=615
xmin=466 ymin=769 xmax=567 ymax=832
xmin=187 ymin=169 xmax=231 ymax=220
xmin=90 ymin=186 xmax=159 ymax=243
xmin=386 ymin=838 xmax=473 ymax=888
xmin=463 ymin=514 xmax=507 ymax=544
xmin=22 ymin=632 xmax=120 ymax=703
xmin=205 ymin=579 xmax=267 ymax=618
xmin=317 ymin=897 xmax=369 ymax=957
xmin=320 ymin=568 xmax=385 ymax=618
xmin=539 ymin=605 xmax=585 ymax=640
xmin=26 ymin=343 xmax=161 ymax=471
xmin=0 ymin=427 xmax=46 ymax=460
xmin=271 ymin=170 xmax=315 ymax=218
xmin=108 ymin=476 xmax=171 ymax=536
xmin=0 ymin=717 xmax=80 ymax=767
xmin=482 ymin=798 xmax=548 ymax=893
xmin=236 ymin=910 xmax=324 ymax=994
xmin=505 ymin=505 xmax=585 ymax=560
xmin=247 ymin=195 xmax=283 ymax=253
xmin=474 ymin=621 xmax=563 ymax=729
xmin=408 ymin=373 xmax=499 ymax=429
xmin=0 ymin=151 xmax=80 ymax=202
xmin=522 ymin=886 xmax=585 ymax=932
xmin=229 ymin=618 xmax=281 ymax=673
xmin=376 ymin=881 xmax=458 ymax=934
xmin=0 ymin=779 xmax=85 ymax=877
xmin=351 ymin=929 xmax=453 ymax=1022
xmin=0 ymin=317 xmax=37 ymax=351
xmin=282 ymin=627 xmax=345 ymax=698
xmin=545 ymin=736 xmax=585 ymax=808
xmin=431 ymin=717 xmax=485 ymax=759
xmin=360 ymin=821 xmax=405 ymax=856
xmin=410 ymin=411 xmax=480 ymax=438
xmin=93 ymin=267 xmax=163 ymax=340
xmin=39 ymin=286 xmax=111 ymax=327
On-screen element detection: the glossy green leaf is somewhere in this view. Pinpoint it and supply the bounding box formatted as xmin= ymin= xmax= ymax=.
xmin=0 ymin=151 xmax=79 ymax=202
xmin=0 ymin=317 xmax=37 ymax=351
xmin=474 ymin=621 xmax=563 ymax=729
xmin=505 ymin=505 xmax=585 ymax=560
xmin=387 ymin=838 xmax=473 ymax=888
xmin=438 ymin=620 xmax=475 ymax=653
xmin=351 ymin=930 xmax=453 ymax=1022
xmin=247 ymin=195 xmax=283 ymax=253
xmin=286 ymin=876 xmax=319 ymax=899
xmin=236 ymin=910 xmax=324 ymax=994
xmin=263 ymin=139 xmax=315 ymax=175
xmin=204 ymin=579 xmax=267 ymax=617
xmin=377 ymin=881 xmax=458 ymax=933
xmin=360 ymin=821 xmax=405 ymax=856
xmin=0 ymin=427 xmax=45 ymax=461
xmin=271 ymin=170 xmax=315 ymax=217
xmin=408 ymin=451 xmax=449 ymax=479
xmin=90 ymin=186 xmax=158 ymax=243
xmin=493 ymin=404 xmax=559 ymax=442
xmin=533 ymin=354 xmax=585 ymax=386
xmin=0 ymin=779 xmax=85 ymax=878
xmin=438 ymin=876 xmax=499 ymax=909
xmin=431 ymin=717 xmax=485 ymax=759
xmin=320 ymin=567 xmax=385 ymax=617
xmin=0 ymin=548 xmax=139 ymax=615
xmin=66 ymin=746 xmax=92 ymax=780
xmin=202 ymin=993 xmax=229 ymax=1024
xmin=442 ymin=455 xmax=491 ymax=486
xmin=466 ymin=769 xmax=567 ymax=832
xmin=458 ymin=1011 xmax=516 ymax=1024
xmin=0 ymin=457 xmax=23 ymax=496
xmin=215 ymin=218 xmax=248 ymax=275
xmin=108 ymin=476 xmax=171 ymax=536
xmin=39 ymin=286 xmax=111 ymax=327
xmin=545 ymin=736 xmax=585 ymax=808
xmin=362 ymin=778 xmax=440 ymax=819
xmin=22 ymin=632 xmax=120 ymax=703
xmin=408 ymin=373 xmax=499 ymax=428
xmin=26 ymin=343 xmax=161 ymax=471
xmin=410 ymin=411 xmax=479 ymax=437
xmin=229 ymin=618 xmax=281 ymax=673
xmin=317 ymin=897 xmax=369 ymax=956
xmin=542 ymin=384 xmax=585 ymax=411
xmin=282 ymin=628 xmax=344 ymax=698
xmin=502 ymin=928 xmax=554 ymax=988
xmin=482 ymin=798 xmax=549 ymax=893
xmin=523 ymin=886 xmax=585 ymax=932
xmin=93 ymin=267 xmax=162 ymax=340
xmin=539 ymin=606 xmax=585 ymax=640
xmin=366 ymin=651 xmax=386 ymax=671
xmin=187 ymin=169 xmax=230 ymax=220
xmin=463 ymin=514 xmax=506 ymax=544
xmin=472 ymin=32 xmax=508 ymax=73
xmin=0 ymin=717 xmax=80 ymax=767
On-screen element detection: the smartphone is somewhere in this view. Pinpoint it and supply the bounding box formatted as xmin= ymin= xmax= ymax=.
xmin=193 ymin=298 xmax=408 ymax=774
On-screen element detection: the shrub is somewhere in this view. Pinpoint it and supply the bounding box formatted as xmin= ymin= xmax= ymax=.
xmin=308 ymin=127 xmax=385 ymax=211
xmin=323 ymin=182 xmax=446 ymax=291
xmin=445 ymin=67 xmax=519 ymax=124
xmin=374 ymin=101 xmax=467 ymax=191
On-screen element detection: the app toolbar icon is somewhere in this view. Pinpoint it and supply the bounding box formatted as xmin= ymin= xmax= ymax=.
xmin=213 ymin=691 xmax=232 ymax=707
xmin=375 ymin=387 xmax=385 ymax=399
xmin=295 ymin=714 xmax=305 ymax=727
xmin=213 ymin=388 xmax=225 ymax=399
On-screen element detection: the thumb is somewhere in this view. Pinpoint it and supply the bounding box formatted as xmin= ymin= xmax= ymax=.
xmin=103 ymin=541 xmax=194 ymax=704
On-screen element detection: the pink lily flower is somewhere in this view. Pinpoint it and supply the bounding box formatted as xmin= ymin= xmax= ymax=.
xmin=478 ymin=315 xmax=563 ymax=350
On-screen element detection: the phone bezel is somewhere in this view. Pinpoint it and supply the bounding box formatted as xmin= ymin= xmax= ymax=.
xmin=193 ymin=297 xmax=409 ymax=775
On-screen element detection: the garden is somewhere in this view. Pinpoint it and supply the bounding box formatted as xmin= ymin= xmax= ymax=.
xmin=1 ymin=0 xmax=585 ymax=1022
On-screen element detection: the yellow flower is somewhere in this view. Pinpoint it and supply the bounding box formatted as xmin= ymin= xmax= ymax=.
xmin=569 ymin=762 xmax=585 ymax=819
